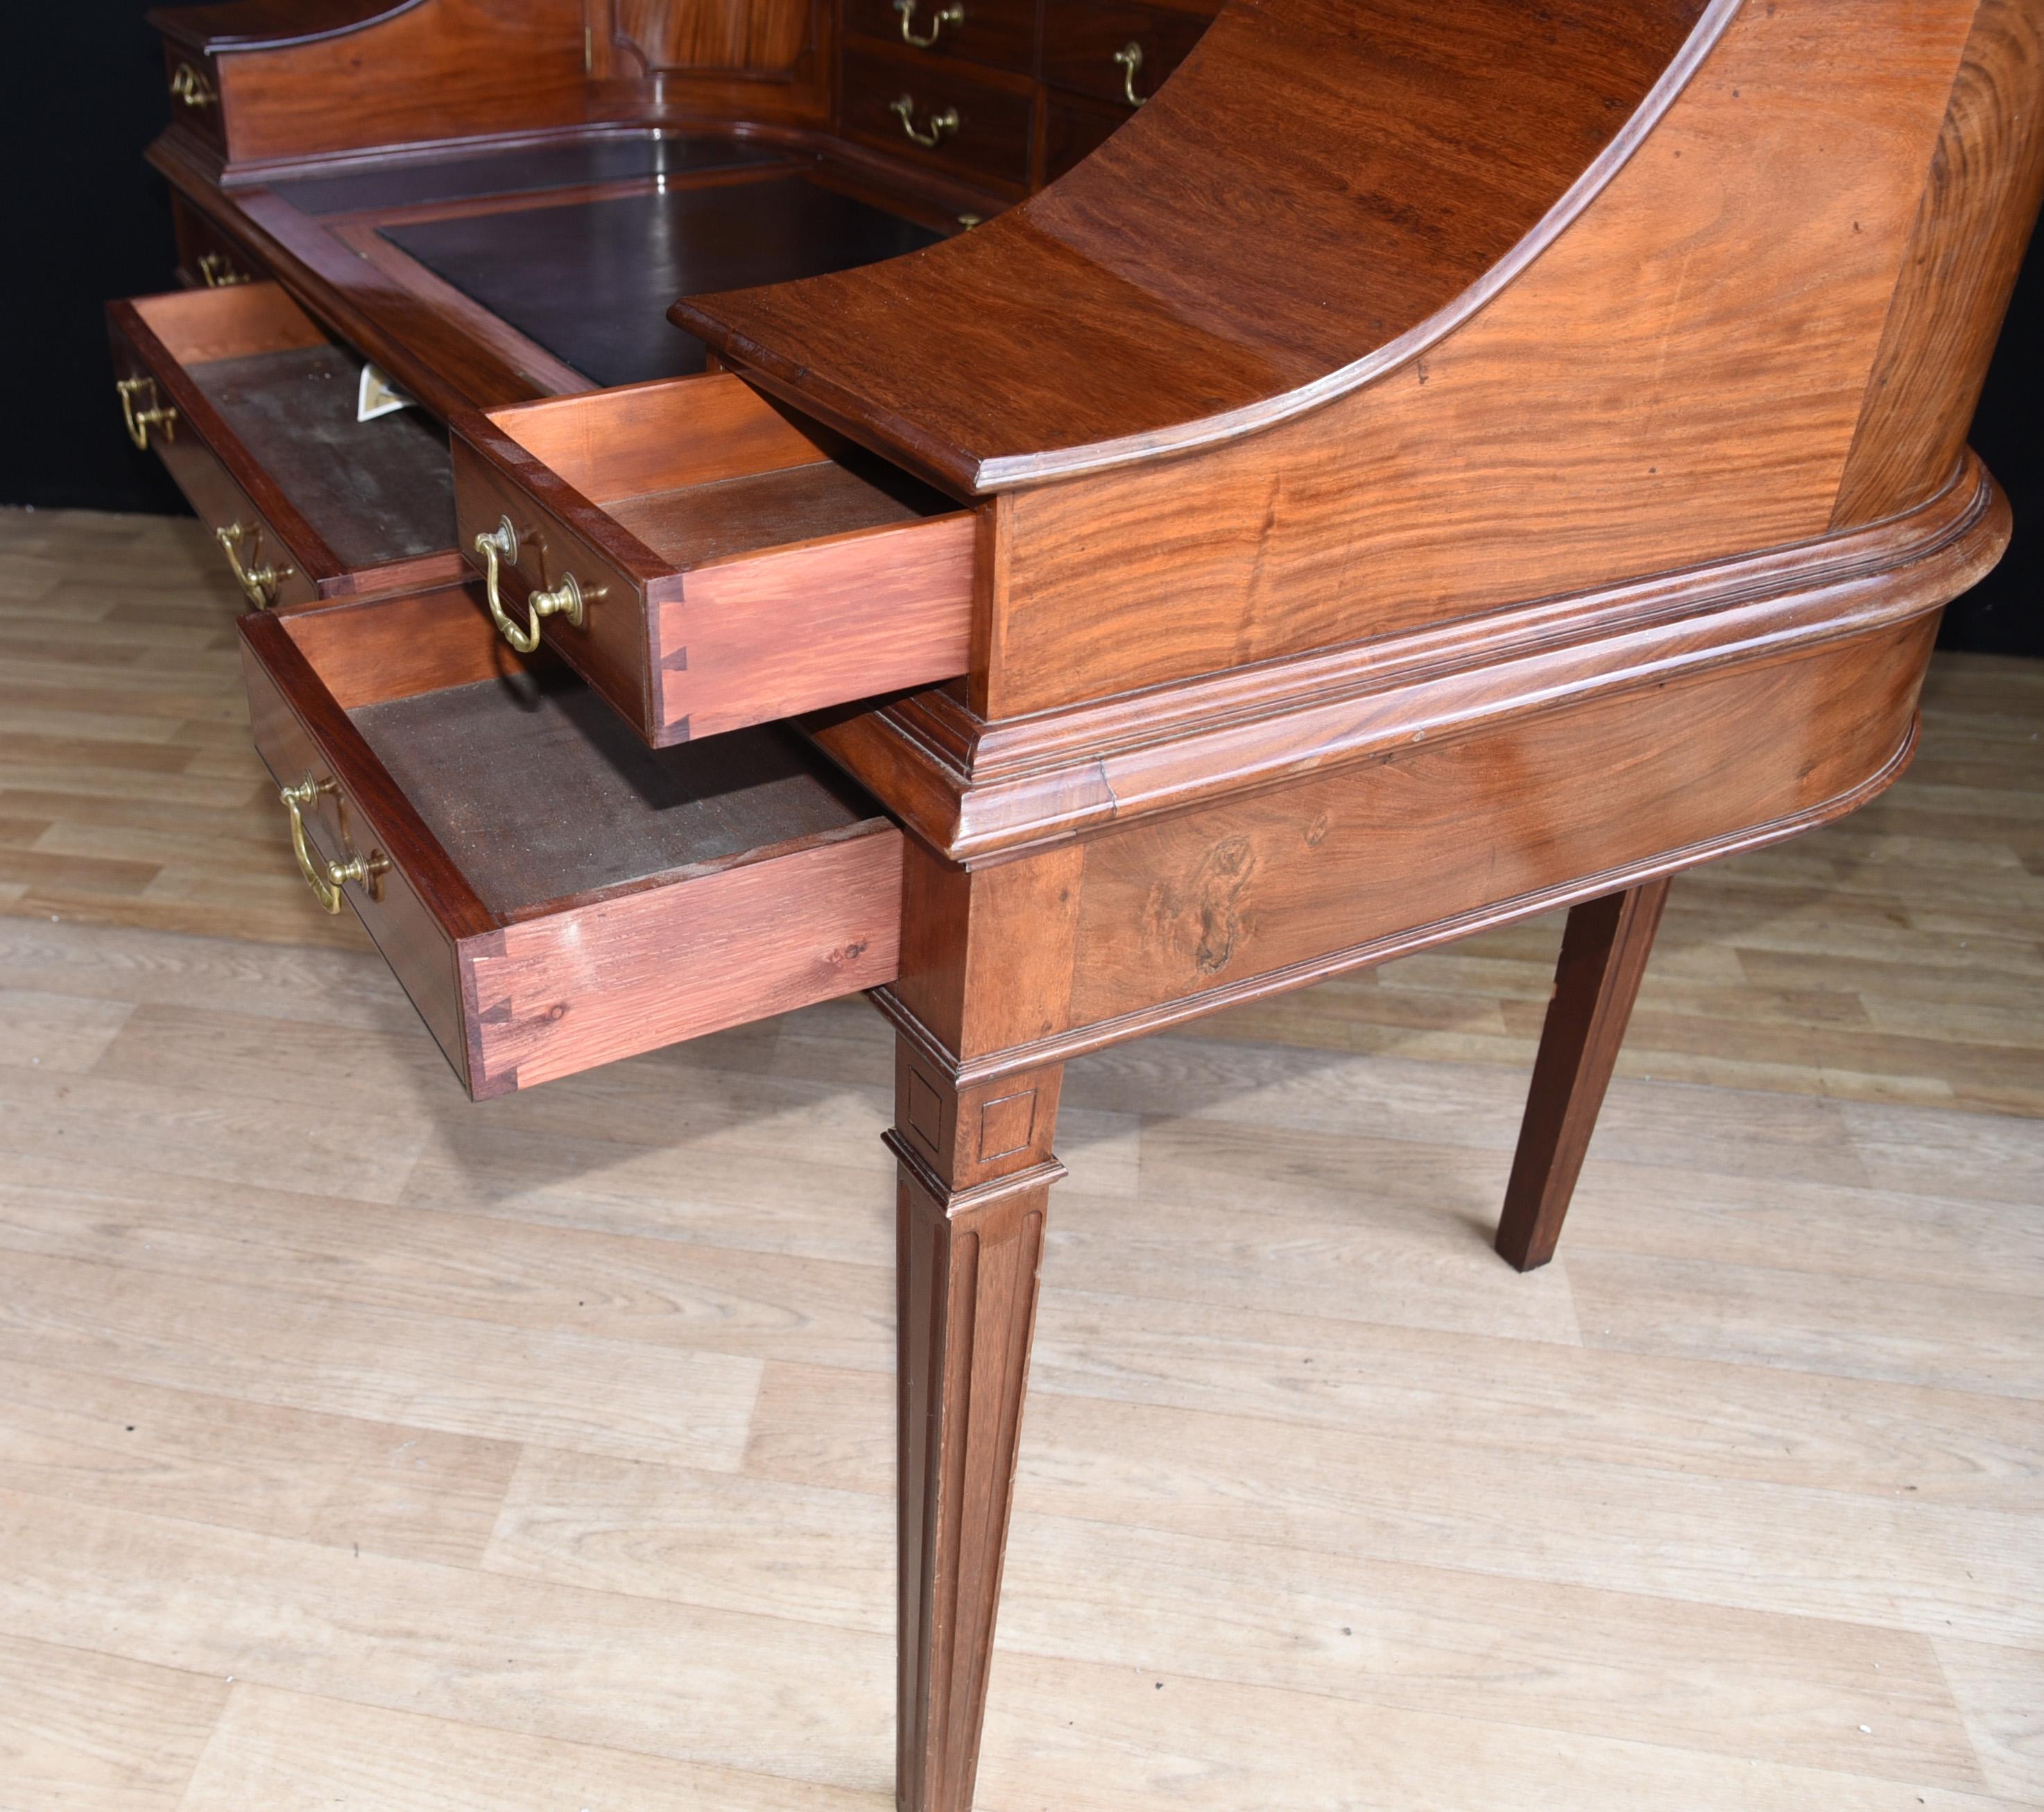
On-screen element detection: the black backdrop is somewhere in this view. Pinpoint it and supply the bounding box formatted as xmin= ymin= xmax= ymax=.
xmin=4 ymin=0 xmax=2037 ymax=652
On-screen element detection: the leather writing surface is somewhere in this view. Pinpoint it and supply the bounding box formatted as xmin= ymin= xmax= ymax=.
xmin=381 ymin=178 xmax=941 ymax=386
xmin=275 ymin=132 xmax=780 ymax=215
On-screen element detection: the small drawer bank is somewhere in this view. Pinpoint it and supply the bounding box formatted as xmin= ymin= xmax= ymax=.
xmin=448 ymin=371 xmax=976 ymax=748
xmin=239 ymin=587 xmax=905 ymax=1098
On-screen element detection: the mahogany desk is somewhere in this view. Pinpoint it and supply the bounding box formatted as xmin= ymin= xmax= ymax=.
xmin=111 ymin=1 xmax=2042 ymax=1806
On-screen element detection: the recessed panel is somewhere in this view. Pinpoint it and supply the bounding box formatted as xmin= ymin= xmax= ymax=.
xmin=381 ymin=178 xmax=942 ymax=386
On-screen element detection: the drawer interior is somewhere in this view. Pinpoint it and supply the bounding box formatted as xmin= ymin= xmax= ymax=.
xmin=354 ymin=668 xmax=883 ymax=919
xmin=283 ymin=592 xmax=889 ymax=922
xmin=452 ymin=373 xmax=977 ymax=744
xmin=128 ymin=284 xmax=456 ymax=570
xmin=252 ymin=588 xmax=905 ymax=1097
xmin=484 ymin=373 xmax=959 ymax=564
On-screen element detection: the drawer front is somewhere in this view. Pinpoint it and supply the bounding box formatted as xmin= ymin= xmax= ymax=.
xmin=239 ymin=595 xmax=907 ymax=1100
xmin=241 ymin=629 xmax=470 ymax=1077
xmin=1045 ymin=94 xmax=1128 ymax=182
xmin=171 ymin=195 xmax=266 ymax=293
xmin=155 ymin=427 xmax=320 ymax=612
xmin=841 ymin=42 xmax=1035 ymax=190
xmin=448 ymin=434 xmax=658 ymax=738
xmin=460 ymin=825 xmax=904 ymax=1095
xmin=1041 ymin=0 xmax=1214 ymax=110
xmin=110 ymin=300 xmax=324 ymax=610
xmin=449 ymin=377 xmax=977 ymax=749
xmin=160 ymin=43 xmax=226 ymax=153
xmin=843 ymin=0 xmax=1036 ymax=76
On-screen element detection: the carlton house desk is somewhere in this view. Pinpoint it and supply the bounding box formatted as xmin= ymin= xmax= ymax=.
xmin=105 ymin=1 xmax=2043 ymax=1806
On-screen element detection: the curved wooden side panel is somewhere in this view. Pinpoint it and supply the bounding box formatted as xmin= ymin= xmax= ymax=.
xmin=200 ymin=0 xmax=589 ymax=167
xmin=675 ymin=0 xmax=1724 ymax=488
xmin=151 ymin=1 xmax=425 ymax=55
xmin=977 ymin=0 xmax=1986 ymax=716
xmin=1060 ymin=617 xmax=1936 ymax=1032
xmin=868 ymin=608 xmax=1939 ymax=1086
xmin=1833 ymin=0 xmax=2044 ymax=529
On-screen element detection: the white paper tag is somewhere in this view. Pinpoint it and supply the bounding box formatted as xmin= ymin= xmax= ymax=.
xmin=357 ymin=362 xmax=415 ymax=422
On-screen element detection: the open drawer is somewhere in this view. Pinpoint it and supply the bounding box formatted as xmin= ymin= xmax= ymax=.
xmin=238 ymin=586 xmax=904 ymax=1098
xmin=109 ymin=282 xmax=465 ymax=608
xmin=447 ymin=373 xmax=975 ymax=746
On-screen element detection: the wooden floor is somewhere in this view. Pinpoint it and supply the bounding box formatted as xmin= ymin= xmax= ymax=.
xmin=1 ymin=504 xmax=2040 ymax=1811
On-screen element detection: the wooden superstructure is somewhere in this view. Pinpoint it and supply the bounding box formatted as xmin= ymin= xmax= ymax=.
xmin=110 ymin=1 xmax=2043 ymax=1805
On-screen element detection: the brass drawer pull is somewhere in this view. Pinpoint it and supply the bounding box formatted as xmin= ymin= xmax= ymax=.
xmin=891 ymin=94 xmax=960 ymax=147
xmin=1113 ymin=41 xmax=1150 ymax=108
xmin=196 ymin=250 xmax=250 ymax=289
xmin=474 ymin=516 xmax=587 ymax=653
xmin=279 ymin=776 xmax=384 ymax=914
xmin=116 ymin=376 xmax=178 ymax=451
xmin=894 ymin=0 xmax=963 ymax=47
xmin=170 ymin=62 xmax=216 ymax=109
xmin=216 ymin=520 xmax=294 ymax=608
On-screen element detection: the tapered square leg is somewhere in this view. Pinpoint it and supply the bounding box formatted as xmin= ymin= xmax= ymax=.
xmin=891 ymin=1041 xmax=1065 ymax=1812
xmin=1495 ymin=877 xmax=1670 ymax=1272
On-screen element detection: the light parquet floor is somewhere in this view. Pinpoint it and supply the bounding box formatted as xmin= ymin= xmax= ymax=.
xmin=1 ymin=504 xmax=2040 ymax=1811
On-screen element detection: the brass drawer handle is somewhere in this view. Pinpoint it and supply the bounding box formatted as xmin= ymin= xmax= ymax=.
xmin=116 ymin=375 xmax=178 ymax=451
xmin=216 ymin=520 xmax=295 ymax=608
xmin=891 ymin=94 xmax=959 ymax=147
xmin=894 ymin=0 xmax=963 ymax=47
xmin=170 ymin=62 xmax=216 ymax=109
xmin=196 ymin=250 xmax=250 ymax=289
xmin=474 ymin=516 xmax=587 ymax=654
xmin=279 ymin=776 xmax=384 ymax=914
xmin=1112 ymin=41 xmax=1149 ymax=108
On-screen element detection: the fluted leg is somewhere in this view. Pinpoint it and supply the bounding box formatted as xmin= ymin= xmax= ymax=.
xmin=891 ymin=1040 xmax=1065 ymax=1812
xmin=1495 ymin=877 xmax=1670 ymax=1271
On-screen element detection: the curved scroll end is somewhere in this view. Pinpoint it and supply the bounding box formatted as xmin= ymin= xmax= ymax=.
xmin=148 ymin=0 xmax=428 ymax=57
xmin=673 ymin=0 xmax=1738 ymax=494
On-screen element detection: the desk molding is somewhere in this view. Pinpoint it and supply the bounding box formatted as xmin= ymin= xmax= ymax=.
xmin=812 ymin=454 xmax=2007 ymax=864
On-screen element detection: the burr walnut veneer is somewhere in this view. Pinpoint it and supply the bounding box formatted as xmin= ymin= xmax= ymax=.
xmin=111 ymin=0 xmax=2043 ymax=1806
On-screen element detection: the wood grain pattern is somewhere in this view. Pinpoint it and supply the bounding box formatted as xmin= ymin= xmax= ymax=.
xmin=239 ymin=586 xmax=907 ymax=1099
xmin=811 ymin=455 xmax=2007 ymax=860
xmin=488 ymin=370 xmax=836 ymax=499
xmin=6 ymin=511 xmax=2044 ymax=1812
xmin=1062 ymin=618 xmax=1932 ymax=1032
xmin=209 ymin=0 xmax=589 ymax=168
xmin=678 ymin=0 xmax=1721 ymax=488
xmin=661 ymin=512 xmax=975 ymax=738
xmin=890 ymin=1034 xmax=1067 ymax=1812
xmin=87 ymin=0 xmax=2044 ymax=1802
xmin=277 ymin=586 xmax=523 ymax=710
xmin=0 ymin=1630 xmax=229 ymax=1812
xmin=451 ymin=375 xmax=975 ymax=744
xmin=30 ymin=511 xmax=2030 ymax=1115
xmin=591 ymin=0 xmax=833 ymax=123
xmin=1833 ymin=0 xmax=2044 ymax=528
xmin=615 ymin=0 xmax=814 ymax=71
xmin=1493 ymin=878 xmax=1671 ymax=1272
xmin=978 ymin=0 xmax=1983 ymax=711
xmin=150 ymin=1 xmax=418 ymax=55
xmin=465 ymin=829 xmax=902 ymax=1094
